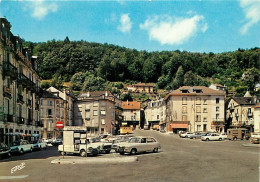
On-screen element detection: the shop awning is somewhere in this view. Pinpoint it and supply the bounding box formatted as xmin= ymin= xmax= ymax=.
xmin=171 ymin=123 xmax=188 ymax=129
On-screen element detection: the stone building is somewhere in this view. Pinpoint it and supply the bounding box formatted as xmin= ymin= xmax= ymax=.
xmin=0 ymin=18 xmax=42 ymax=145
xmin=122 ymin=101 xmax=141 ymax=127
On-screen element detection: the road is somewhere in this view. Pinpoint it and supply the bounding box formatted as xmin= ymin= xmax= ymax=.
xmin=0 ymin=129 xmax=259 ymax=182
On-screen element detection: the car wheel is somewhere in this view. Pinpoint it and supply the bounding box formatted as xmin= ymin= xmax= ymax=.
xmin=20 ymin=149 xmax=24 ymax=154
xmin=130 ymin=148 xmax=137 ymax=155
xmin=80 ymin=149 xmax=86 ymax=157
xmin=105 ymin=150 xmax=111 ymax=154
xmin=206 ymin=138 xmax=209 ymax=141
xmin=219 ymin=138 xmax=222 ymax=141
xmin=153 ymin=148 xmax=158 ymax=153
xmin=119 ymin=152 xmax=124 ymax=155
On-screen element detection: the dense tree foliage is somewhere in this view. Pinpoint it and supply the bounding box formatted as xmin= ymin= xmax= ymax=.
xmin=27 ymin=39 xmax=260 ymax=96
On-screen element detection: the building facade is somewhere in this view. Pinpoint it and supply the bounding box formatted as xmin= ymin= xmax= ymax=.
xmin=164 ymin=86 xmax=225 ymax=133
xmin=122 ymin=101 xmax=141 ymax=127
xmin=226 ymin=92 xmax=258 ymax=132
xmin=74 ymin=91 xmax=116 ymax=137
xmin=253 ymin=104 xmax=260 ymax=133
xmin=0 ymin=18 xmax=42 ymax=145
xmin=40 ymin=87 xmax=75 ymax=139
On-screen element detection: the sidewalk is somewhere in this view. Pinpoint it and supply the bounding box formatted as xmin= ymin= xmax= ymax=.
xmin=51 ymin=155 xmax=138 ymax=164
xmin=242 ymin=143 xmax=260 ymax=148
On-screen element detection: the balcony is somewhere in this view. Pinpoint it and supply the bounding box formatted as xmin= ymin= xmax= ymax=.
xmin=248 ymin=112 xmax=253 ymax=117
xmin=27 ymin=99 xmax=32 ymax=107
xmin=17 ymin=94 xmax=24 ymax=104
xmin=3 ymin=86 xmax=12 ymax=99
xmin=18 ymin=73 xmax=34 ymax=91
xmin=27 ymin=119 xmax=33 ymax=125
xmin=17 ymin=117 xmax=25 ymax=125
xmin=2 ymin=61 xmax=18 ymax=80
xmin=211 ymin=119 xmax=224 ymax=126
xmin=3 ymin=114 xmax=13 ymax=122
xmin=35 ymin=121 xmax=43 ymax=127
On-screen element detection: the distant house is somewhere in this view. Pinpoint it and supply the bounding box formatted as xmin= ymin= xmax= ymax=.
xmin=122 ymin=101 xmax=141 ymax=127
xmin=209 ymin=84 xmax=226 ymax=93
xmin=127 ymin=83 xmax=155 ymax=93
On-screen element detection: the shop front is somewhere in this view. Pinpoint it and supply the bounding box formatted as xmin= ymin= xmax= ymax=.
xmin=170 ymin=121 xmax=190 ymax=134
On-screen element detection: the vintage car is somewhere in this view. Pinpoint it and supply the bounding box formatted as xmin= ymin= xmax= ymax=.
xmin=201 ymin=133 xmax=225 ymax=141
xmin=88 ymin=137 xmax=112 ymax=154
xmin=117 ymin=136 xmax=161 ymax=155
xmin=10 ymin=140 xmax=33 ymax=154
xmin=189 ymin=132 xmax=202 ymax=139
xmin=31 ymin=140 xmax=47 ymax=150
xmin=0 ymin=143 xmax=11 ymax=159
xmin=179 ymin=132 xmax=194 ymax=138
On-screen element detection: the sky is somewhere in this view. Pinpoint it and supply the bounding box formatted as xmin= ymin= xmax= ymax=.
xmin=0 ymin=0 xmax=259 ymax=53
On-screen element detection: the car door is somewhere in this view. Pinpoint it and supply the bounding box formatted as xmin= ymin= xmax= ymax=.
xmin=140 ymin=138 xmax=147 ymax=152
xmin=147 ymin=138 xmax=157 ymax=151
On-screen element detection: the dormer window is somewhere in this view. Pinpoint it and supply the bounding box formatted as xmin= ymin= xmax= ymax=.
xmin=181 ymin=89 xmax=189 ymax=93
xmin=194 ymin=89 xmax=202 ymax=93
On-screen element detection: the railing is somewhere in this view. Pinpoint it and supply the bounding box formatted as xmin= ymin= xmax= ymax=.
xmin=3 ymin=114 xmax=13 ymax=122
xmin=3 ymin=61 xmax=18 ymax=80
xmin=3 ymin=86 xmax=11 ymax=94
xmin=17 ymin=117 xmax=25 ymax=125
xmin=17 ymin=94 xmax=24 ymax=103
xmin=211 ymin=121 xmax=224 ymax=126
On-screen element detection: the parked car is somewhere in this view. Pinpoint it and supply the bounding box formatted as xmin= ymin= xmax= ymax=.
xmin=88 ymin=137 xmax=112 ymax=154
xmin=251 ymin=132 xmax=260 ymax=139
xmin=179 ymin=132 xmax=194 ymax=138
xmin=51 ymin=138 xmax=63 ymax=146
xmin=0 ymin=143 xmax=11 ymax=159
xmin=201 ymin=133 xmax=224 ymax=141
xmin=117 ymin=136 xmax=161 ymax=155
xmin=219 ymin=133 xmax=228 ymax=140
xmin=112 ymin=135 xmax=134 ymax=152
xmin=10 ymin=140 xmax=33 ymax=154
xmin=250 ymin=137 xmax=260 ymax=144
xmin=189 ymin=132 xmax=202 ymax=139
xmin=31 ymin=140 xmax=47 ymax=150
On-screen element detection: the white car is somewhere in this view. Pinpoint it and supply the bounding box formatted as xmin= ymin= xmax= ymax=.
xmin=201 ymin=133 xmax=224 ymax=141
xmin=117 ymin=136 xmax=161 ymax=155
xmin=10 ymin=140 xmax=33 ymax=154
xmin=31 ymin=140 xmax=47 ymax=150
xmin=179 ymin=132 xmax=194 ymax=138
xmin=251 ymin=132 xmax=260 ymax=139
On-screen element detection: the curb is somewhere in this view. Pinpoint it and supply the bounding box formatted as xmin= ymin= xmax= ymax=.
xmin=51 ymin=156 xmax=138 ymax=164
xmin=242 ymin=144 xmax=260 ymax=148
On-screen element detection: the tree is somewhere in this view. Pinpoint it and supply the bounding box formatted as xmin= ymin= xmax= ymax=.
xmin=70 ymin=72 xmax=86 ymax=91
xmin=171 ymin=66 xmax=184 ymax=90
xmin=242 ymin=67 xmax=260 ymax=92
xmin=120 ymin=92 xmax=133 ymax=101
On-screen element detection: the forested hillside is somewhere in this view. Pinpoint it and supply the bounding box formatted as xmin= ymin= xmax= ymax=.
xmin=25 ymin=38 xmax=260 ymax=96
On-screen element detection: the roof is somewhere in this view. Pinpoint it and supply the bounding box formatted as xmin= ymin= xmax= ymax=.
xmin=232 ymin=97 xmax=255 ymax=105
xmin=78 ymin=91 xmax=113 ymax=98
xmin=41 ymin=90 xmax=63 ymax=100
xmin=164 ymin=86 xmax=225 ymax=100
xmin=244 ymin=91 xmax=252 ymax=97
xmin=122 ymin=101 xmax=141 ymax=110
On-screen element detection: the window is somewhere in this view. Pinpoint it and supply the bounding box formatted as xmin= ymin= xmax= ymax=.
xmin=131 ymin=115 xmax=136 ymax=120
xmin=216 ymin=98 xmax=220 ymax=104
xmin=196 ymin=115 xmax=201 ymax=122
xmin=203 ymin=108 xmax=207 ymax=113
xmin=101 ymin=110 xmax=106 ymax=115
xmin=182 ymin=97 xmax=187 ymax=105
xmin=157 ymin=115 xmax=159 ymax=119
xmin=196 ymin=97 xmax=201 ymax=105
xmin=93 ymin=101 xmax=98 ymax=107
xmin=203 ymin=117 xmax=207 ymax=122
xmin=248 ymin=108 xmax=252 ymax=114
xmin=93 ymin=110 xmax=98 ymax=116
xmin=47 ymin=109 xmax=52 ymax=116
xmin=101 ymin=128 xmax=104 ymax=134
xmin=196 ymin=106 xmax=201 ymax=113
xmin=182 ymin=106 xmax=187 ymax=113
xmin=101 ymin=119 xmax=105 ymax=125
xmin=182 ymin=115 xmax=187 ymax=121
xmin=216 ymin=114 xmax=219 ymax=119
xmin=147 ymin=138 xmax=156 ymax=143
xmin=197 ymin=125 xmax=201 ymax=131
xmin=141 ymin=138 xmax=146 ymax=143
xmin=203 ymin=99 xmax=207 ymax=105
xmin=216 ymin=106 xmax=220 ymax=112
xmin=101 ymin=102 xmax=107 ymax=107
xmin=47 ymin=101 xmax=53 ymax=106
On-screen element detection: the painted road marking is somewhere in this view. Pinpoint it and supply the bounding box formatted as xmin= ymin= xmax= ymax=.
xmin=0 ymin=175 xmax=29 ymax=180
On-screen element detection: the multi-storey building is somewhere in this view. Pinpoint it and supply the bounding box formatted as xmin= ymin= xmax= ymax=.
xmin=122 ymin=101 xmax=141 ymax=127
xmin=253 ymin=104 xmax=260 ymax=133
xmin=144 ymin=98 xmax=165 ymax=129
xmin=40 ymin=87 xmax=75 ymax=139
xmin=164 ymin=86 xmax=225 ymax=133
xmin=226 ymin=91 xmax=258 ymax=132
xmin=0 ymin=18 xmax=42 ymax=145
xmin=74 ymin=91 xmax=116 ymax=137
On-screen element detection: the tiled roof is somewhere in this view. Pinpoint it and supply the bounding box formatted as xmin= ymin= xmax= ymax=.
xmin=232 ymin=97 xmax=255 ymax=105
xmin=41 ymin=90 xmax=62 ymax=99
xmin=164 ymin=86 xmax=225 ymax=100
xmin=122 ymin=101 xmax=141 ymax=110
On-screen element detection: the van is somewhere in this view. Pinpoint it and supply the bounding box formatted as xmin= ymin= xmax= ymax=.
xmin=227 ymin=128 xmax=250 ymax=140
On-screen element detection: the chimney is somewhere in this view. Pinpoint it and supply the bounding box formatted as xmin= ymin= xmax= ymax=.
xmin=127 ymin=100 xmax=129 ymax=105
xmin=190 ymin=86 xmax=193 ymax=92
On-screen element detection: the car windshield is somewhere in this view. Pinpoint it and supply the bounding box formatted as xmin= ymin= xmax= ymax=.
xmin=10 ymin=141 xmax=20 ymax=146
xmin=129 ymin=138 xmax=141 ymax=143
xmin=31 ymin=141 xmax=39 ymax=144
